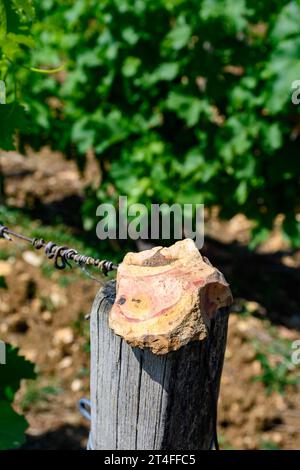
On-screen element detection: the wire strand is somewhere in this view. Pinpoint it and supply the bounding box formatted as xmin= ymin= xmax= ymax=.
xmin=0 ymin=224 xmax=118 ymax=279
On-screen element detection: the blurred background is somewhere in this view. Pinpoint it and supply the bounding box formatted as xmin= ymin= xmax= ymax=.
xmin=0 ymin=0 xmax=299 ymax=450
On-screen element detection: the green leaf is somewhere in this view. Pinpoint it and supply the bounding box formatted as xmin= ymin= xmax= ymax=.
xmin=71 ymin=116 xmax=96 ymax=154
xmin=264 ymin=37 xmax=300 ymax=113
xmin=6 ymin=32 xmax=35 ymax=48
xmin=235 ymin=180 xmax=248 ymax=205
xmin=271 ymin=2 xmax=300 ymax=41
xmin=122 ymin=56 xmax=141 ymax=77
xmin=263 ymin=123 xmax=282 ymax=151
xmin=181 ymin=150 xmax=204 ymax=177
xmin=166 ymin=92 xmax=203 ymax=126
xmin=2 ymin=0 xmax=21 ymax=35
xmin=0 ymin=343 xmax=35 ymax=449
xmin=0 ymin=0 xmax=7 ymax=41
xmin=164 ymin=22 xmax=191 ymax=50
xmin=143 ymin=62 xmax=179 ymax=85
xmin=0 ymin=401 xmax=28 ymax=450
xmin=153 ymin=62 xmax=179 ymax=81
xmin=13 ymin=0 xmax=35 ymax=21
xmin=0 ymin=103 xmax=29 ymax=150
xmin=200 ymin=0 xmax=249 ymax=31
xmin=122 ymin=27 xmax=139 ymax=45
xmin=0 ymin=345 xmax=36 ymax=402
xmin=249 ymin=227 xmax=270 ymax=250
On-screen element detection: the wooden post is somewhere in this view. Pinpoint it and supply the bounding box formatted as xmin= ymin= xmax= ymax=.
xmin=89 ymin=280 xmax=229 ymax=450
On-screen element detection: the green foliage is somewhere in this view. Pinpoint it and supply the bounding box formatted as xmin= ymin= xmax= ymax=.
xmin=0 ymin=344 xmax=36 ymax=449
xmin=0 ymin=103 xmax=28 ymax=149
xmin=252 ymin=335 xmax=298 ymax=395
xmin=0 ymin=401 xmax=28 ymax=450
xmin=20 ymin=381 xmax=62 ymax=412
xmin=0 ymin=0 xmax=61 ymax=149
xmin=3 ymin=0 xmax=300 ymax=246
xmin=0 ymin=0 xmax=35 ymax=148
xmin=260 ymin=440 xmax=280 ymax=450
xmin=253 ymin=352 xmax=296 ymax=395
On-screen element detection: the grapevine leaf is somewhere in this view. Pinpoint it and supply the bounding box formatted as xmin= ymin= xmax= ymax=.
xmin=0 ymin=103 xmax=29 ymax=150
xmin=0 ymin=344 xmax=36 ymax=402
xmin=0 ymin=401 xmax=28 ymax=450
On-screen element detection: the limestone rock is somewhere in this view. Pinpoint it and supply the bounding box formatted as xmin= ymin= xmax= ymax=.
xmin=0 ymin=261 xmax=12 ymax=276
xmin=109 ymin=239 xmax=232 ymax=354
xmin=22 ymin=250 xmax=42 ymax=267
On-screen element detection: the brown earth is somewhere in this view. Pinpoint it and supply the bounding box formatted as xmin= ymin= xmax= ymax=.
xmin=0 ymin=148 xmax=299 ymax=449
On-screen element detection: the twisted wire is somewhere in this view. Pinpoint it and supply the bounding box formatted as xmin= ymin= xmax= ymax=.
xmin=0 ymin=224 xmax=118 ymax=276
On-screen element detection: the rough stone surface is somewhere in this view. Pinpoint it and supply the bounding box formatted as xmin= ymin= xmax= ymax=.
xmin=109 ymin=239 xmax=232 ymax=354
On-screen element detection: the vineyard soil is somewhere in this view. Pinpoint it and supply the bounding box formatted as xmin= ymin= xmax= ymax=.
xmin=0 ymin=149 xmax=299 ymax=450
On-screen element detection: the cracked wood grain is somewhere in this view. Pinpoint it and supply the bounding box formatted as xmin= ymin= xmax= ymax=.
xmin=90 ymin=280 xmax=229 ymax=450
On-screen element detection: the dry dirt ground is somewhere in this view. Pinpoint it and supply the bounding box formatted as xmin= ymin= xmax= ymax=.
xmin=0 ymin=149 xmax=299 ymax=450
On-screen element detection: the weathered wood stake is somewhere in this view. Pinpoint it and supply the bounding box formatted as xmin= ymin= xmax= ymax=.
xmin=90 ymin=276 xmax=230 ymax=450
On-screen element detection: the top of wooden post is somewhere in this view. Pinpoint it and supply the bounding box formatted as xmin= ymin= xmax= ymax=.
xmin=109 ymin=239 xmax=232 ymax=354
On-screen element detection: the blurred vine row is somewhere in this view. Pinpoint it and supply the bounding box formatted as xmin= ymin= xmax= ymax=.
xmin=1 ymin=0 xmax=300 ymax=244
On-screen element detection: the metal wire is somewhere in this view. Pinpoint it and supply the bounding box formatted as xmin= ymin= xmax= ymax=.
xmin=0 ymin=224 xmax=118 ymax=277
